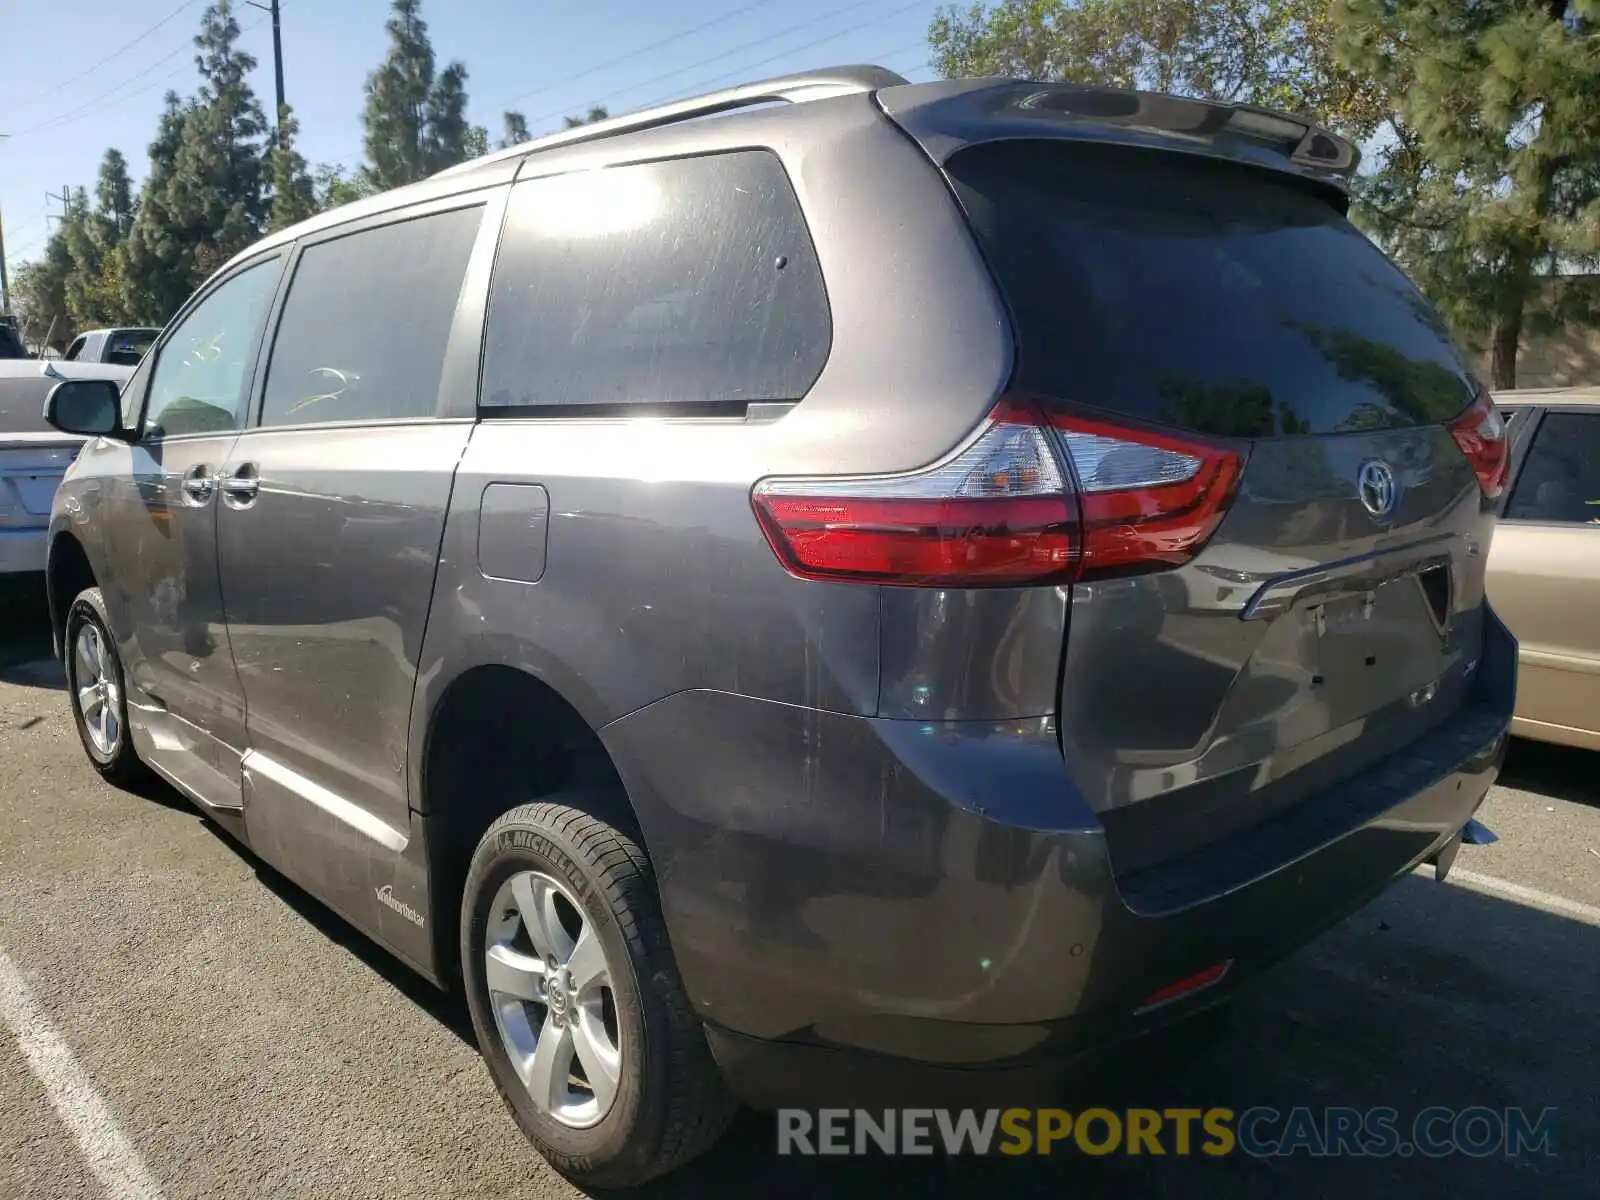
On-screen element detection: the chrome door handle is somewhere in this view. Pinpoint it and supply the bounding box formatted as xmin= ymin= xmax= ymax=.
xmin=179 ymin=467 xmax=215 ymax=505
xmin=220 ymin=463 xmax=260 ymax=507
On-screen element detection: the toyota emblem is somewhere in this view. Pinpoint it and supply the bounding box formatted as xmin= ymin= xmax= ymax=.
xmin=1357 ymin=459 xmax=1400 ymax=522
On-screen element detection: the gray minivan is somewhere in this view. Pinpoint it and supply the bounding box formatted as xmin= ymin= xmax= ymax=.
xmin=42 ymin=67 xmax=1514 ymax=1186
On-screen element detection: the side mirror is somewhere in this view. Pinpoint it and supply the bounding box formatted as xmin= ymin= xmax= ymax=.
xmin=44 ymin=378 xmax=125 ymax=438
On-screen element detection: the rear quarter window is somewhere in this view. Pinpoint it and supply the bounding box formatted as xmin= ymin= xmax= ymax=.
xmin=480 ymin=149 xmax=830 ymax=412
xmin=1504 ymin=411 xmax=1600 ymax=524
xmin=947 ymin=141 xmax=1477 ymax=438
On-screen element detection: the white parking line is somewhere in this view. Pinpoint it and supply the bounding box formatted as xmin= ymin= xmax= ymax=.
xmin=1426 ymin=865 xmax=1600 ymax=926
xmin=0 ymin=952 xmax=165 ymax=1200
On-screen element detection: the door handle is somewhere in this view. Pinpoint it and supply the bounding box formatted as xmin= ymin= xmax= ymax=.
xmin=221 ymin=463 xmax=260 ymax=508
xmin=179 ymin=466 xmax=215 ymax=506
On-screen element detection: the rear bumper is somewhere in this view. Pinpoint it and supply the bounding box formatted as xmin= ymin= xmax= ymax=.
xmin=0 ymin=528 xmax=47 ymax=575
xmin=600 ymin=608 xmax=1515 ymax=1107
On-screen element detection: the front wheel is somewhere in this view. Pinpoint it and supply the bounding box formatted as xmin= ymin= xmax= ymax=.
xmin=64 ymin=587 xmax=147 ymax=786
xmin=460 ymin=798 xmax=734 ymax=1188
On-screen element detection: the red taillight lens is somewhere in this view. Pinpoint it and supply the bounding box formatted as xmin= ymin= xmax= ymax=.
xmin=1446 ymin=390 xmax=1508 ymax=498
xmin=751 ymin=405 xmax=1077 ymax=585
xmin=1049 ymin=413 xmax=1243 ymax=579
xmin=751 ymin=400 xmax=1242 ymax=587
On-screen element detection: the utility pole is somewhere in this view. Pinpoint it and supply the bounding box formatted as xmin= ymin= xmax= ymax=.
xmin=46 ymin=186 xmax=73 ymax=226
xmin=246 ymin=0 xmax=286 ymax=135
xmin=0 ymin=134 xmax=9 ymax=314
xmin=0 ymin=204 xmax=11 ymax=316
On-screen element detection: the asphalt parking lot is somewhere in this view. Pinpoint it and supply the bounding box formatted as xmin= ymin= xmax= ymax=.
xmin=0 ymin=584 xmax=1595 ymax=1200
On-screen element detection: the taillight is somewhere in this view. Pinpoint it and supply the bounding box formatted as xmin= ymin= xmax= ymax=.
xmin=750 ymin=402 xmax=1076 ymax=586
xmin=1446 ymin=390 xmax=1508 ymax=498
xmin=1051 ymin=413 xmax=1243 ymax=578
xmin=751 ymin=400 xmax=1243 ymax=586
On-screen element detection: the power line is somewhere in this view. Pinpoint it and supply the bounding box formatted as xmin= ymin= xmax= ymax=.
xmin=522 ymin=0 xmax=924 ymax=131
xmin=325 ymin=0 xmax=872 ymax=166
xmin=3 ymin=203 xmax=50 ymax=243
xmin=494 ymin=0 xmax=788 ymax=113
xmin=3 ymin=0 xmax=203 ymax=117
xmin=11 ymin=14 xmax=270 ymax=139
xmin=638 ymin=0 xmax=936 ymax=110
xmin=12 ymin=42 xmax=194 ymax=137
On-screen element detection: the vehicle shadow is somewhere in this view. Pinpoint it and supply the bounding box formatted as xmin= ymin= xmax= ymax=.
xmin=0 ymin=579 xmax=59 ymax=688
xmin=155 ymin=773 xmax=1594 ymax=1200
xmin=609 ymin=873 xmax=1596 ymax=1200
xmin=1499 ymin=737 xmax=1600 ymax=809
xmin=185 ymin=809 xmax=479 ymax=1048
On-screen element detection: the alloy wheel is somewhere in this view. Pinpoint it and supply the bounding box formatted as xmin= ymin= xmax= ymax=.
xmin=73 ymin=622 xmax=120 ymax=756
xmin=484 ymin=870 xmax=623 ymax=1128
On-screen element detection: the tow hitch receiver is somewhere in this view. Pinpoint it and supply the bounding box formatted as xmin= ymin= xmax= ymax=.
xmin=1429 ymin=818 xmax=1496 ymax=883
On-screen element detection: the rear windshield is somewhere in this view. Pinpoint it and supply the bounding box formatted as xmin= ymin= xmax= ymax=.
xmin=105 ymin=329 xmax=158 ymax=366
xmin=946 ymin=141 xmax=1476 ymax=438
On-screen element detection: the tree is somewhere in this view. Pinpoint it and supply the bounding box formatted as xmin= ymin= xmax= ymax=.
xmin=95 ymin=150 xmax=135 ymax=239
xmin=267 ymin=105 xmax=319 ymax=232
xmin=11 ymin=232 xmax=76 ymax=351
xmin=312 ymin=163 xmax=372 ymax=212
xmin=121 ymin=92 xmax=194 ymax=322
xmin=562 ymin=104 xmax=610 ymax=129
xmin=929 ymin=0 xmax=1391 ymax=137
xmin=361 ymin=0 xmax=476 ymax=190
xmin=121 ymin=1 xmax=269 ymax=322
xmin=1335 ymin=0 xmax=1600 ymax=388
xmin=500 ymin=110 xmax=530 ymax=148
xmin=62 ymin=179 xmax=132 ymax=329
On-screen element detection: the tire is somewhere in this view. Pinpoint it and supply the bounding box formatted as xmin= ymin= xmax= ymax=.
xmin=460 ymin=798 xmax=735 ymax=1188
xmin=63 ymin=587 xmax=147 ymax=787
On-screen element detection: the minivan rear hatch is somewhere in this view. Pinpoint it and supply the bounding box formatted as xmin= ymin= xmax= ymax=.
xmin=906 ymin=105 xmax=1501 ymax=877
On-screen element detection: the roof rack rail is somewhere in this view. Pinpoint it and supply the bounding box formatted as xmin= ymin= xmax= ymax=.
xmin=432 ymin=64 xmax=908 ymax=180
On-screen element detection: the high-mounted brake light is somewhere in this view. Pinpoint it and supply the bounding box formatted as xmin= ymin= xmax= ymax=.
xmin=1446 ymin=390 xmax=1508 ymax=499
xmin=751 ymin=400 xmax=1243 ymax=587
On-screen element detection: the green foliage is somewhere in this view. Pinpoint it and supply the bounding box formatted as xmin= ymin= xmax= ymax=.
xmin=1336 ymin=0 xmax=1600 ymax=386
xmin=95 ymin=150 xmax=135 ymax=238
xmin=929 ymin=0 xmax=1391 ymax=137
xmin=11 ymin=233 xmax=76 ymax=351
xmin=312 ymin=164 xmax=373 ymax=212
xmin=119 ymin=92 xmax=195 ymax=323
xmin=13 ymin=150 xmax=140 ymax=341
xmin=500 ymin=110 xmax=531 ymax=148
xmin=267 ymin=105 xmax=319 ymax=233
xmin=930 ymin=0 xmax=1600 ymax=387
xmin=563 ymin=104 xmax=610 ymax=129
xmin=361 ymin=0 xmax=476 ymax=190
xmin=122 ymin=2 xmax=269 ymax=322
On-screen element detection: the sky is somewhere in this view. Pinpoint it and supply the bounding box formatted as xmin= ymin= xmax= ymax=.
xmin=0 ymin=0 xmax=945 ymax=279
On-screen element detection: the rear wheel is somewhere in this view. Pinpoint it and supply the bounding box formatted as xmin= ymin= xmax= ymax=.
xmin=64 ymin=587 xmax=146 ymax=786
xmin=460 ymin=798 xmax=734 ymax=1187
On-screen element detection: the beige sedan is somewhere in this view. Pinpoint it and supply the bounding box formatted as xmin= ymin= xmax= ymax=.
xmin=1488 ymin=387 xmax=1600 ymax=751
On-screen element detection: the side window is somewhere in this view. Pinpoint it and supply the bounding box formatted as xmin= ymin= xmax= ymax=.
xmin=259 ymin=205 xmax=482 ymax=427
xmin=1504 ymin=412 xmax=1600 ymax=524
xmin=144 ymin=258 xmax=280 ymax=438
xmin=64 ymin=336 xmax=86 ymax=362
xmin=481 ymin=150 xmax=830 ymax=410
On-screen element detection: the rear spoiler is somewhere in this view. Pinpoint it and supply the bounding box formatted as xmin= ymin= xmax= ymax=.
xmin=877 ymin=78 xmax=1360 ymax=197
